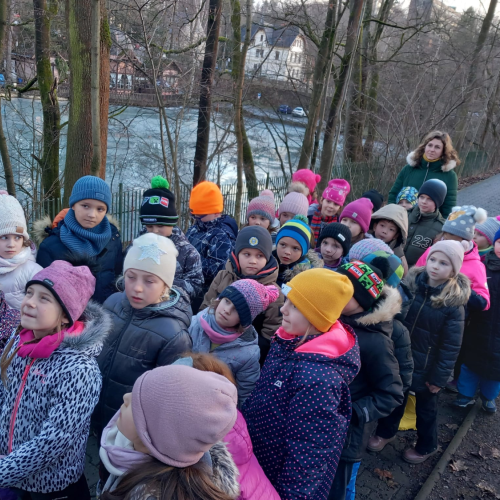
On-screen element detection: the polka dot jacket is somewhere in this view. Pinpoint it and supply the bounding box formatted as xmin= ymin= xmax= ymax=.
xmin=242 ymin=323 xmax=360 ymax=500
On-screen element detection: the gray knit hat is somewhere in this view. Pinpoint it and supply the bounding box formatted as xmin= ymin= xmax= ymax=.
xmin=443 ymin=205 xmax=488 ymax=241
xmin=475 ymin=217 xmax=500 ymax=245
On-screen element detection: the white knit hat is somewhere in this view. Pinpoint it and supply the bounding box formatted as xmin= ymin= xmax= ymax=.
xmin=0 ymin=190 xmax=29 ymax=240
xmin=124 ymin=233 xmax=178 ymax=288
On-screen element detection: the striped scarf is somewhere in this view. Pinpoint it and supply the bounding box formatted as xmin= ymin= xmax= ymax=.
xmin=310 ymin=207 xmax=337 ymax=248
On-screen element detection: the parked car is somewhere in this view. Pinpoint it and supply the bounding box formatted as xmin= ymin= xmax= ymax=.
xmin=292 ymin=107 xmax=306 ymax=117
xmin=277 ymin=105 xmax=292 ymax=114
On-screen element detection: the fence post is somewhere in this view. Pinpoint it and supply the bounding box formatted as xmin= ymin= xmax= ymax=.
xmin=265 ymin=171 xmax=270 ymax=189
xmin=118 ymin=183 xmax=123 ymax=232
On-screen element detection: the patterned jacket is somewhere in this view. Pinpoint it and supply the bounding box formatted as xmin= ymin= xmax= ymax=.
xmin=0 ymin=301 xmax=111 ymax=493
xmin=0 ymin=291 xmax=20 ymax=356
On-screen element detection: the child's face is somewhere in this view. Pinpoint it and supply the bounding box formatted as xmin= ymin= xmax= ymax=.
xmin=72 ymin=199 xmax=108 ymax=228
xmin=124 ymin=268 xmax=166 ymax=309
xmin=341 ymin=217 xmax=363 ymax=238
xmin=248 ymin=215 xmax=271 ymax=229
xmin=280 ymin=297 xmax=312 ymax=335
xmin=0 ymin=234 xmax=24 ymax=259
xmin=495 ymin=240 xmax=500 ymax=258
xmin=21 ymin=284 xmax=67 ymax=338
xmin=320 ymin=237 xmax=343 ymax=262
xmin=279 ymin=212 xmax=295 ymax=226
xmin=373 ymin=219 xmax=399 ymax=244
xmin=426 ymin=251 xmax=454 ymax=285
xmin=145 ymin=225 xmax=173 ymax=237
xmin=277 ymin=237 xmax=302 ymax=265
xmin=117 ymin=393 xmax=137 ymax=442
xmin=238 ymin=248 xmax=267 ymax=276
xmin=321 ymin=198 xmax=341 ymax=218
xmin=215 ymin=297 xmax=241 ymax=329
xmin=418 ymin=194 xmax=436 ymax=214
xmin=473 ymin=230 xmax=490 ymax=250
xmin=398 ymin=199 xmax=413 ymax=211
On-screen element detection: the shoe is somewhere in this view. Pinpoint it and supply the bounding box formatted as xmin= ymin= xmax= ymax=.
xmin=367 ymin=435 xmax=396 ymax=452
xmin=446 ymin=379 xmax=459 ymax=393
xmin=480 ymin=395 xmax=497 ymax=413
xmin=403 ymin=447 xmax=439 ymax=464
xmin=453 ymin=394 xmax=476 ymax=408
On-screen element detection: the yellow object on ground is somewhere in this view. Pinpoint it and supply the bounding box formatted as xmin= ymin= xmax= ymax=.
xmin=399 ymin=394 xmax=417 ymax=430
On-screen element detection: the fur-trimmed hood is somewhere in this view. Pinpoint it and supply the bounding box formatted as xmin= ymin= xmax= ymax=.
xmin=404 ymin=266 xmax=471 ymax=308
xmin=406 ymin=151 xmax=457 ymax=172
xmin=355 ymin=285 xmax=402 ymax=328
xmin=281 ymin=249 xmax=324 ymax=282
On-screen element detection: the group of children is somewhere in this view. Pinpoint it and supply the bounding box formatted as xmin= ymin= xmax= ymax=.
xmin=0 ymin=168 xmax=498 ymax=500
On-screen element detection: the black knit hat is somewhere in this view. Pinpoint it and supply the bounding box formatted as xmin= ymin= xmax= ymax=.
xmin=235 ymin=226 xmax=273 ymax=261
xmin=140 ymin=176 xmax=178 ymax=226
xmin=362 ymin=189 xmax=384 ymax=212
xmin=418 ymin=179 xmax=447 ymax=209
xmin=317 ymin=223 xmax=352 ymax=257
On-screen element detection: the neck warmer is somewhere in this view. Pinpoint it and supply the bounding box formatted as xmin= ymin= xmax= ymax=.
xmin=310 ymin=207 xmax=337 ymax=247
xmin=200 ymin=310 xmax=242 ymax=344
xmin=60 ymin=209 xmax=112 ymax=257
xmin=486 ymin=251 xmax=500 ymax=271
xmin=423 ymin=153 xmax=441 ymax=163
xmin=0 ymin=246 xmax=35 ymax=275
xmin=322 ymin=254 xmax=343 ymax=270
xmin=479 ymin=246 xmax=493 ymax=259
xmin=17 ymin=321 xmax=84 ymax=359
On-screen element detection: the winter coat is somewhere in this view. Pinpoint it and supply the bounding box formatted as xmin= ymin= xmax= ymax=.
xmin=224 ymin=410 xmax=280 ymax=500
xmin=189 ymin=311 xmax=260 ymax=407
xmin=388 ymin=151 xmax=458 ymax=217
xmin=0 ymin=290 xmax=20 ymax=356
xmin=0 ymin=245 xmax=42 ymax=310
xmin=100 ymin=411 xmax=240 ymax=499
xmin=274 ymin=248 xmax=324 ymax=287
xmin=394 ymin=283 xmax=414 ymax=393
xmin=461 ymin=252 xmax=500 ymax=380
xmin=92 ymin=288 xmax=192 ymax=434
xmin=369 ymin=204 xmax=409 ymax=260
xmin=0 ymin=301 xmax=111 ymax=492
xmin=339 ymin=286 xmax=405 ymax=461
xmin=243 ymin=322 xmax=361 ymax=500
xmin=404 ymin=206 xmax=445 ymax=267
xmin=200 ymin=254 xmax=284 ymax=341
xmin=404 ymin=267 xmax=470 ymax=391
xmin=33 ymin=215 xmax=124 ymax=305
xmin=416 ymin=243 xmax=490 ymax=310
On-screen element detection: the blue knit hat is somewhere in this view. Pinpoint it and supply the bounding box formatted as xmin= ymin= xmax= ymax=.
xmin=276 ymin=215 xmax=311 ymax=259
xmin=495 ymin=227 xmax=500 ymax=244
xmin=396 ymin=186 xmax=418 ymax=206
xmin=362 ymin=250 xmax=403 ymax=288
xmin=69 ymin=176 xmax=112 ymax=212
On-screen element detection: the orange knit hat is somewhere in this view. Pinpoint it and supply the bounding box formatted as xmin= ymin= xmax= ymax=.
xmin=189 ymin=181 xmax=224 ymax=215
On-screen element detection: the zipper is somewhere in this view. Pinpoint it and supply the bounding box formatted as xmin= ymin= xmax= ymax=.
xmin=409 ymin=289 xmax=428 ymax=338
xmin=8 ymin=358 xmax=35 ymax=453
xmin=423 ymin=347 xmax=432 ymax=370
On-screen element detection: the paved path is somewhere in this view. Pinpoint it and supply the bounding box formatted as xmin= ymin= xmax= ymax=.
xmin=457 ymin=173 xmax=500 ymax=215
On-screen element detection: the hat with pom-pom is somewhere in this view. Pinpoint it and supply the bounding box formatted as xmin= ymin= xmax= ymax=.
xmin=322 ymin=179 xmax=351 ymax=206
xmin=246 ymin=190 xmax=275 ymax=224
xmin=219 ymin=279 xmax=280 ymax=328
xmin=443 ymin=205 xmax=488 ymax=241
xmin=276 ymin=215 xmax=312 ymax=259
xmin=0 ymin=190 xmax=29 ymax=240
xmin=292 ymin=169 xmax=321 ymax=195
xmin=427 ymin=240 xmax=465 ymax=276
xmin=278 ymin=192 xmax=309 ymax=218
xmin=140 ymin=176 xmax=178 ymax=226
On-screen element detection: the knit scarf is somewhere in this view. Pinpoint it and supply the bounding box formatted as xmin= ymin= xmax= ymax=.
xmin=200 ymin=310 xmax=242 ymax=344
xmin=60 ymin=209 xmax=112 ymax=257
xmin=310 ymin=207 xmax=337 ymax=247
xmin=0 ymin=246 xmax=35 ymax=275
xmin=479 ymin=246 xmax=493 ymax=261
xmin=423 ymin=154 xmax=441 ymax=163
xmin=485 ymin=251 xmax=500 ymax=271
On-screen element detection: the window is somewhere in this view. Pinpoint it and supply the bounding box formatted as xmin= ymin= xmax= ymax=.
xmin=260 ymin=34 xmax=263 ymax=41
xmin=260 ymin=49 xmax=264 ymax=58
xmin=254 ymin=63 xmax=258 ymax=70
xmin=275 ymin=51 xmax=280 ymax=60
xmin=298 ymin=56 xmax=301 ymax=64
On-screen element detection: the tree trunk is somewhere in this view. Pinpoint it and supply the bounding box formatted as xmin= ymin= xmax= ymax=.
xmin=63 ymin=0 xmax=92 ymax=206
xmin=90 ymin=0 xmax=101 ymax=176
xmin=4 ymin=0 xmax=12 ymax=83
xmin=192 ymin=0 xmax=223 ymax=185
xmin=99 ymin=2 xmax=111 ymax=178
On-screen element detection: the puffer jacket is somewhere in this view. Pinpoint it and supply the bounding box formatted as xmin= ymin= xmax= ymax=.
xmin=404 ymin=266 xmax=470 ymax=391
xmin=404 ymin=206 xmax=445 ymax=266
xmin=369 ymin=204 xmax=409 ymax=260
xmin=394 ymin=282 xmax=414 ymax=393
xmin=224 ymin=410 xmax=280 ymax=500
xmin=200 ymin=253 xmax=284 ymax=341
xmin=339 ymin=286 xmax=405 ymax=461
xmin=0 ymin=301 xmax=111 ymax=492
xmin=33 ymin=215 xmax=124 ymax=305
xmin=92 ymin=288 xmax=192 ymax=433
xmin=189 ymin=311 xmax=260 ymax=407
xmin=275 ymin=248 xmax=324 ymax=287
xmin=243 ymin=322 xmax=360 ymax=500
xmin=0 ymin=244 xmax=42 ymax=310
xmin=0 ymin=290 xmax=21 ymax=356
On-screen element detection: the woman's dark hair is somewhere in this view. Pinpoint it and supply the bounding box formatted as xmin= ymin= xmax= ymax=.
xmin=413 ymin=130 xmax=461 ymax=166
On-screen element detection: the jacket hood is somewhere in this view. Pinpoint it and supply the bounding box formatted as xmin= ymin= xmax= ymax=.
xmin=210 ymin=441 xmax=241 ymax=498
xmin=406 ymin=151 xmax=457 ymax=173
xmin=371 ymin=204 xmax=409 ymax=244
xmin=405 ymin=266 xmax=471 ymax=308
xmin=193 ymin=214 xmax=238 ymax=238
xmin=281 ymin=249 xmax=324 ymax=282
xmin=228 ymin=252 xmax=279 ymax=283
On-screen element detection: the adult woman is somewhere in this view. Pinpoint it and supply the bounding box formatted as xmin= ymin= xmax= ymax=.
xmin=388 ymin=131 xmax=460 ymax=217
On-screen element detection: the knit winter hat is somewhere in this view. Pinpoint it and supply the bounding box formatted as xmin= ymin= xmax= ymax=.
xmin=442 ymin=205 xmax=488 ymax=241
xmin=140 ymin=176 xmax=178 ymax=226
xmin=278 ymin=192 xmax=309 ymax=218
xmin=0 ymin=191 xmax=29 ymax=240
xmin=494 ymin=227 xmax=500 ymax=244
xmin=349 ymin=238 xmax=394 ymax=262
xmin=340 ymin=198 xmax=374 ymax=234
xmin=132 ymin=364 xmax=238 ymax=468
xmin=317 ymin=222 xmax=352 ymax=257
xmin=26 ymin=260 xmax=96 ymax=326
xmin=246 ymin=190 xmax=275 ymax=224
xmin=69 ymin=176 xmax=112 ymax=212
xmin=396 ymin=186 xmax=419 ymax=206
xmin=362 ymin=251 xmax=403 ymax=288
xmin=475 ymin=217 xmax=500 ymax=245
xmin=124 ymin=233 xmax=178 ymax=288
xmin=282 ymin=268 xmax=354 ymax=332
xmin=362 ymin=189 xmax=384 ymax=212
xmin=189 ymin=181 xmax=224 ymax=215
xmin=276 ymin=215 xmax=312 ymax=259
xmin=418 ymin=179 xmax=448 ymax=209
xmin=292 ymin=169 xmax=321 ymax=195
xmin=427 ymin=240 xmax=465 ymax=276
xmin=235 ymin=226 xmax=273 ymax=261
xmin=322 ymin=179 xmax=351 ymax=206
xmin=219 ymin=279 xmax=280 ymax=328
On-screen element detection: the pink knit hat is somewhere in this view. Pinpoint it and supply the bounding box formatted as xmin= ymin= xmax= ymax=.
xmin=278 ymin=192 xmax=309 ymax=217
xmin=292 ymin=169 xmax=321 ymax=195
xmin=340 ymin=198 xmax=373 ymax=234
xmin=26 ymin=260 xmax=96 ymax=326
xmin=322 ymin=179 xmax=350 ymax=206
xmin=132 ymin=364 xmax=238 ymax=467
xmin=246 ymin=189 xmax=275 ymax=223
